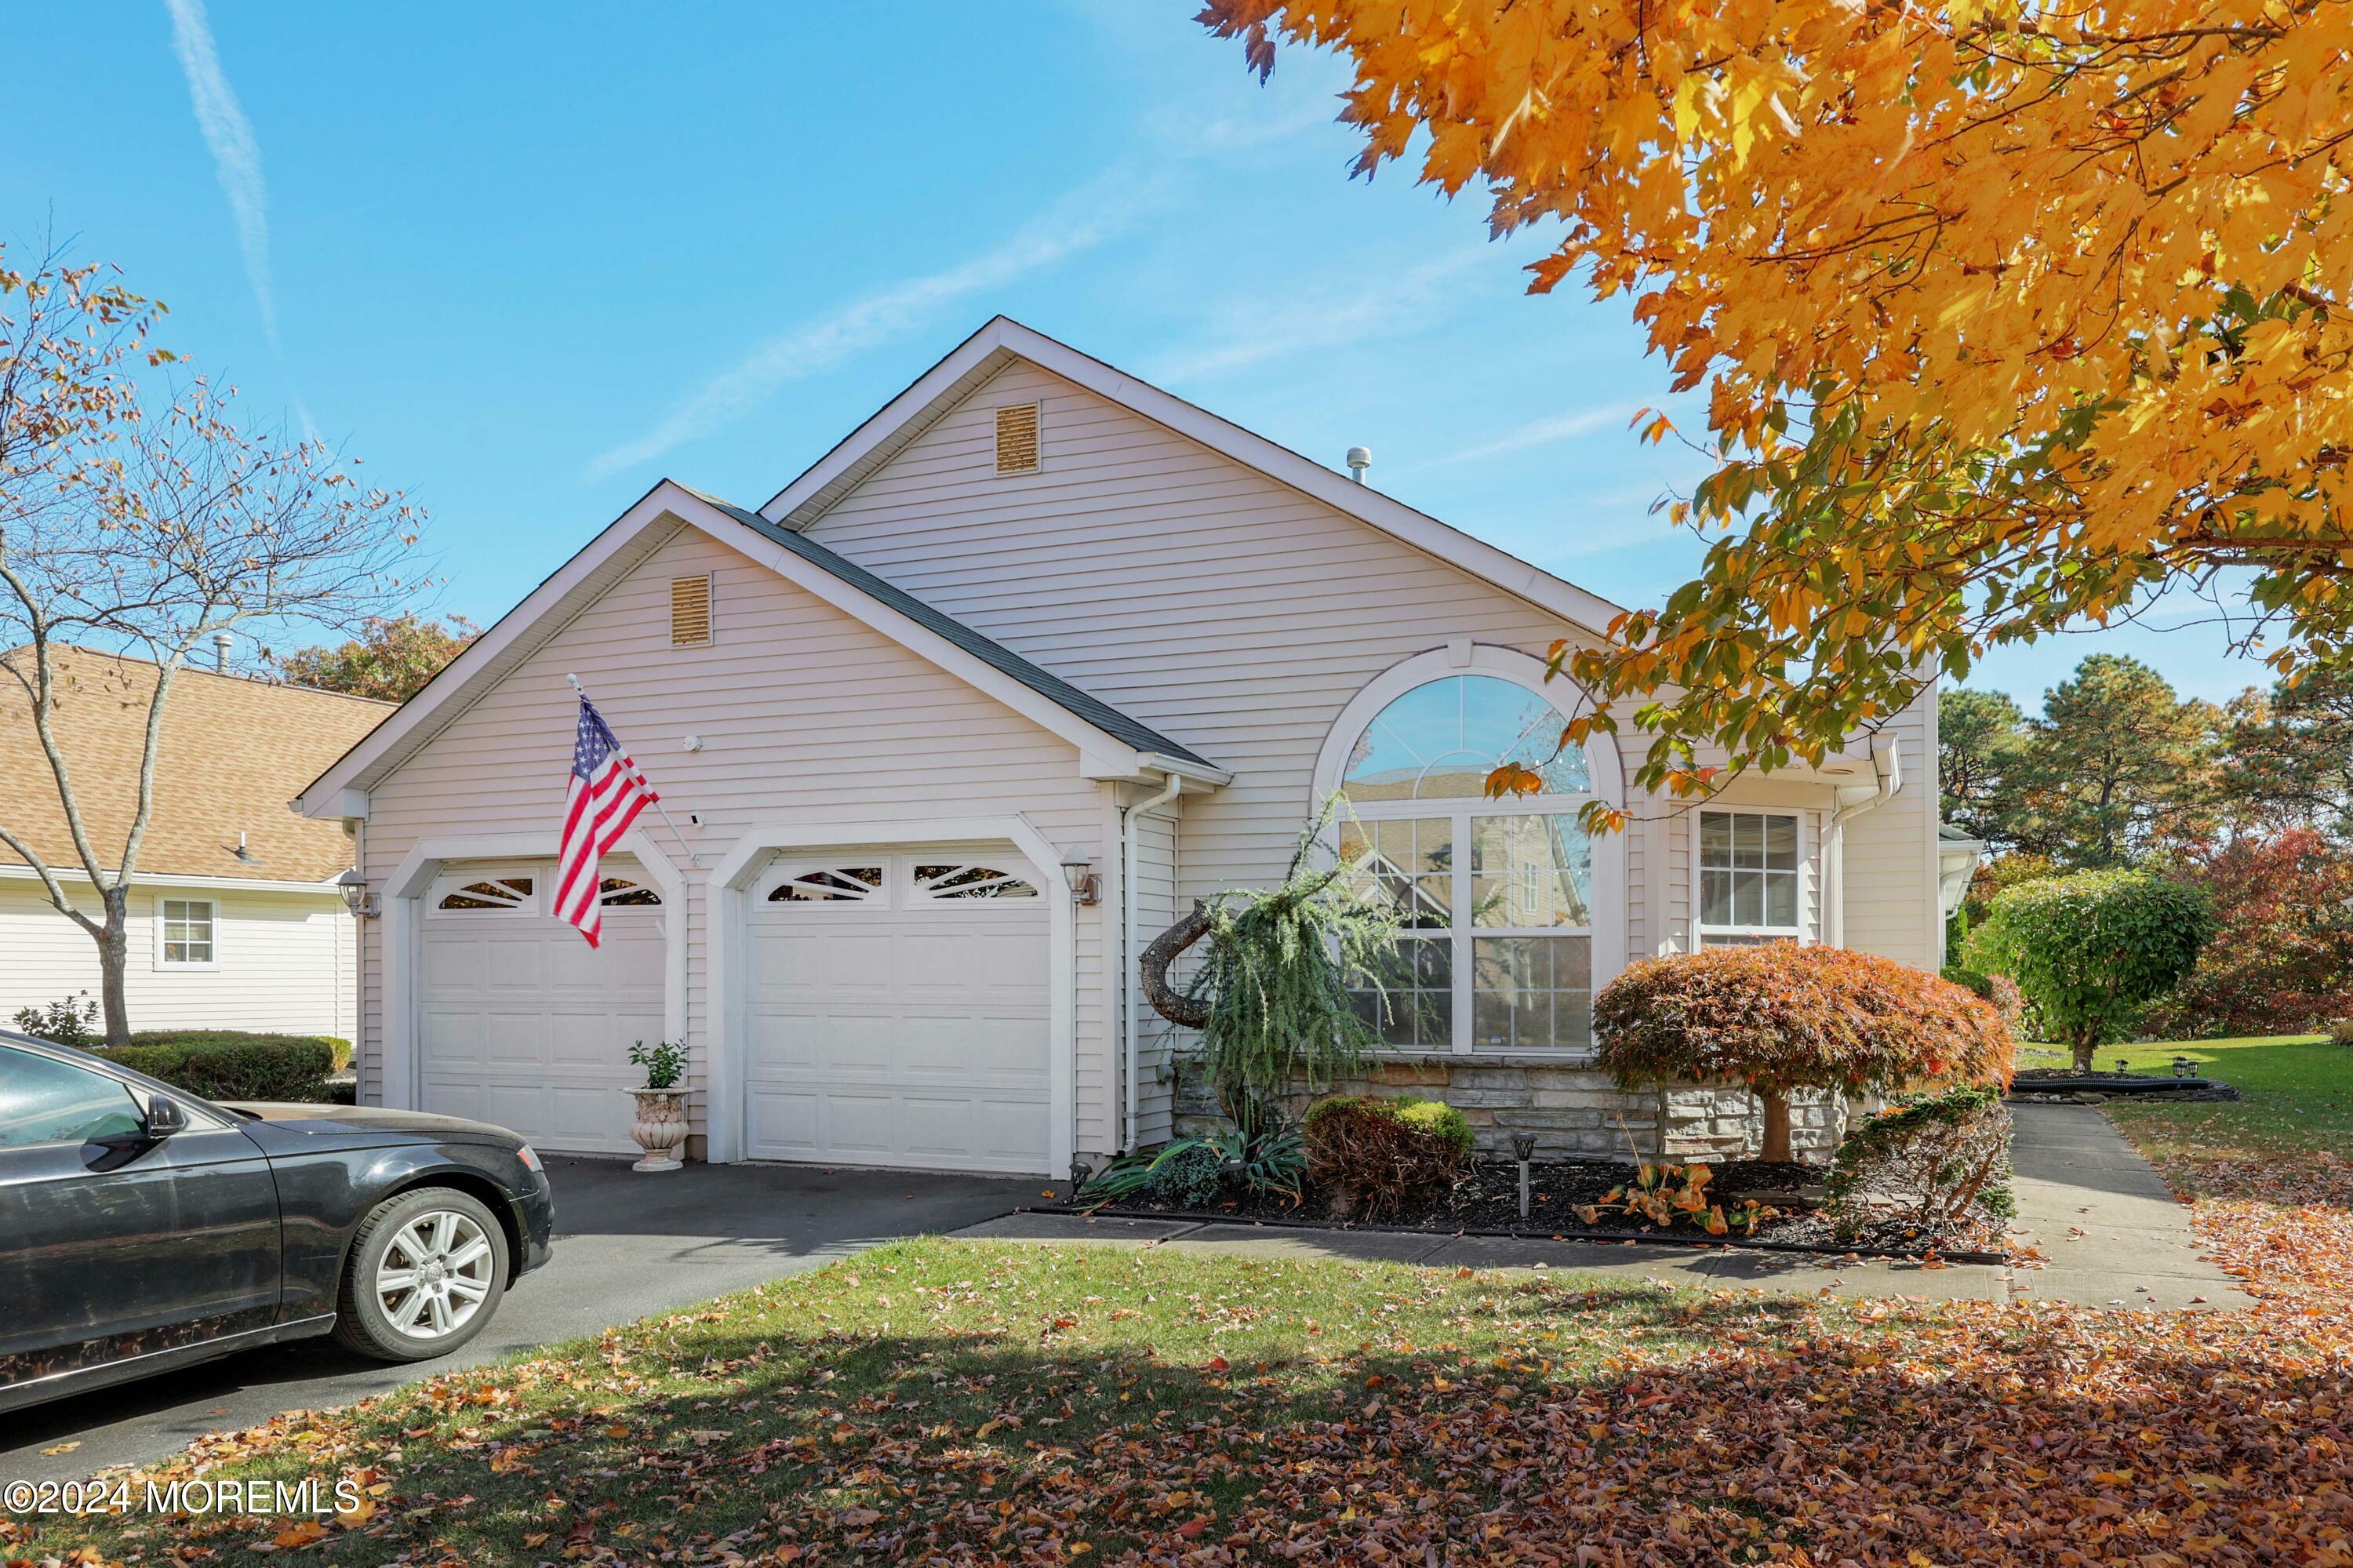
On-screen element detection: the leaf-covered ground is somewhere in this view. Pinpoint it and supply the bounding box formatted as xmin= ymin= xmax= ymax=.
xmin=9 ymin=1039 xmax=2351 ymax=1566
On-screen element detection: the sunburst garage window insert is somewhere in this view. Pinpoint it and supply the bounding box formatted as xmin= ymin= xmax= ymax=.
xmin=1336 ymin=675 xmax=1599 ymax=1053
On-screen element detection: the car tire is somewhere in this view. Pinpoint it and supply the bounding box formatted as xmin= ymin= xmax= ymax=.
xmin=333 ymin=1187 xmax=511 ymax=1362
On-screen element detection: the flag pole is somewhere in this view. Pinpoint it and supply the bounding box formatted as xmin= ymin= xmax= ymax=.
xmin=567 ymin=673 xmax=701 ymax=867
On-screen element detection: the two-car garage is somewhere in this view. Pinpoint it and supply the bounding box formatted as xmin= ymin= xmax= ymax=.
xmin=410 ymin=842 xmax=1053 ymax=1174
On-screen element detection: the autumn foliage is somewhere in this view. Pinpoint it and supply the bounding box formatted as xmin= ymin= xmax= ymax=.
xmin=2140 ymin=829 xmax=2353 ymax=1039
xmin=1204 ymin=1 xmax=2353 ymax=802
xmin=1595 ymin=944 xmax=2013 ymax=1158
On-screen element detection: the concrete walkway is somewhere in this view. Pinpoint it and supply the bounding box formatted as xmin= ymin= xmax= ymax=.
xmin=950 ymin=1104 xmax=2248 ymax=1312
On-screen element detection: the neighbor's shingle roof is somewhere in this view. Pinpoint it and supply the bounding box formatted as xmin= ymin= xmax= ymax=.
xmin=0 ymin=649 xmax=391 ymax=883
xmin=698 ymin=493 xmax=1220 ymax=772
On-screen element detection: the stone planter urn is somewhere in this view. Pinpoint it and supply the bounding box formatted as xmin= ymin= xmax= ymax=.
xmin=623 ymin=1088 xmax=689 ymax=1173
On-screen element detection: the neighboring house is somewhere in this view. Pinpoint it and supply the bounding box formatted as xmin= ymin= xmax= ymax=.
xmin=296 ymin=318 xmax=1944 ymax=1173
xmin=0 ymin=650 xmax=387 ymax=1040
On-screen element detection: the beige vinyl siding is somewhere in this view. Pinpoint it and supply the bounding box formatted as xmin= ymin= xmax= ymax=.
xmin=0 ymin=879 xmax=355 ymax=1039
xmin=1836 ymin=697 xmax=1940 ymax=970
xmin=800 ymin=362 xmax=1653 ymax=965
xmin=357 ymin=525 xmax=1115 ymax=1150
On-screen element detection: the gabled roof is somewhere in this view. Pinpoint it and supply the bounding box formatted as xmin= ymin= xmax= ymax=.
xmin=2 ymin=648 xmax=388 ymax=883
xmin=759 ymin=316 xmax=1627 ymax=640
xmin=296 ymin=482 xmax=1227 ymax=817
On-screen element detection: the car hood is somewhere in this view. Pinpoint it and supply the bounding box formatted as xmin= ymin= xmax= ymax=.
xmin=222 ymin=1101 xmax=525 ymax=1147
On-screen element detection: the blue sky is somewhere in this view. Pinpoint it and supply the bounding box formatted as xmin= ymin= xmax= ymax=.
xmin=5 ymin=2 xmax=2270 ymax=712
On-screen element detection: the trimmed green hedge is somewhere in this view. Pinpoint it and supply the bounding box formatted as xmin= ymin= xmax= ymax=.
xmin=100 ymin=1032 xmax=338 ymax=1102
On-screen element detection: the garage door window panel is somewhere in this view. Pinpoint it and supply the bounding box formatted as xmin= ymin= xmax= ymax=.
xmin=912 ymin=864 xmax=1038 ymax=900
xmin=767 ymin=866 xmax=884 ymax=903
xmin=431 ymin=876 xmax=536 ymax=915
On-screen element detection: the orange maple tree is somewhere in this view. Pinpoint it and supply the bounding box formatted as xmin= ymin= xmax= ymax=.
xmin=1201 ymin=0 xmax=2353 ymax=811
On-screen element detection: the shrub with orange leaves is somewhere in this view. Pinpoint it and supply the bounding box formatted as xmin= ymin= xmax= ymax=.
xmin=1594 ymin=944 xmax=2013 ymax=1160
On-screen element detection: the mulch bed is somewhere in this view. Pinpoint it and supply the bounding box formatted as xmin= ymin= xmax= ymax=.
xmin=1060 ymin=1155 xmax=2009 ymax=1262
xmin=2009 ymin=1067 xmax=2240 ymax=1101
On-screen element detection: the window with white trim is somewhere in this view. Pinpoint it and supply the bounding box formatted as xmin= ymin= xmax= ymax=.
xmin=1697 ymin=809 xmax=1804 ymax=946
xmin=159 ymin=898 xmax=216 ymax=966
xmin=1334 ymin=674 xmax=1598 ymax=1051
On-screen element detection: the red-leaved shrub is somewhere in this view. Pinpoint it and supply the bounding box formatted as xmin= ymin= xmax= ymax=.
xmin=2140 ymin=829 xmax=2353 ymax=1038
xmin=1595 ymin=945 xmax=2014 ymax=1159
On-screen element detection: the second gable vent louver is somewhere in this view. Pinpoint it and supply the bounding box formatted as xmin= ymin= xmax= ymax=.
xmin=670 ymin=573 xmax=712 ymax=646
xmin=995 ymin=402 xmax=1040 ymax=474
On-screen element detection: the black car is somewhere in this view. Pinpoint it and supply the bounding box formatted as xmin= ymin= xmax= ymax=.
xmin=0 ymin=1031 xmax=555 ymax=1414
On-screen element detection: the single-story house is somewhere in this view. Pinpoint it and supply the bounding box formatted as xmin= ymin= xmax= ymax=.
xmin=0 ymin=649 xmax=387 ymax=1040
xmin=296 ymin=318 xmax=1947 ymax=1172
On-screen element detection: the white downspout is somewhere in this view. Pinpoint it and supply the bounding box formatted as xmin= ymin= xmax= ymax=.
xmin=1121 ymin=769 xmax=1183 ymax=1154
xmin=1824 ymin=739 xmax=1901 ymax=948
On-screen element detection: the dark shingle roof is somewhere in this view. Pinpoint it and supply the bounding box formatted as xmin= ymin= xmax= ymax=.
xmin=698 ymin=494 xmax=1220 ymax=773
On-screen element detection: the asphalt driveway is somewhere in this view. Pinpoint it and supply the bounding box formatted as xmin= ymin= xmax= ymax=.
xmin=2 ymin=1156 xmax=1038 ymax=1484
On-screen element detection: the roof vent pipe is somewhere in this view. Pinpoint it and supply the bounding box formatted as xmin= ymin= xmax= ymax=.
xmin=1344 ymin=446 xmax=1372 ymax=485
xmin=212 ymin=631 xmax=233 ymax=672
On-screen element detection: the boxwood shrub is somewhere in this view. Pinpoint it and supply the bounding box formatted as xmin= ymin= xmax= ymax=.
xmin=99 ymin=1031 xmax=339 ymax=1103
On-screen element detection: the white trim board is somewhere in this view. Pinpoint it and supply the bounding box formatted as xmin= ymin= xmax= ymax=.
xmin=0 ymin=864 xmax=346 ymax=897
xmin=756 ymin=318 xmax=1627 ymax=641
xmin=701 ymin=813 xmax=1077 ymax=1170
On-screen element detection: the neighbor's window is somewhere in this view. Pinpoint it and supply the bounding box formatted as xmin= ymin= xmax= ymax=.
xmin=1337 ymin=675 xmax=1597 ymax=1052
xmin=160 ymin=898 xmax=216 ymax=966
xmin=1697 ymin=809 xmax=1802 ymax=947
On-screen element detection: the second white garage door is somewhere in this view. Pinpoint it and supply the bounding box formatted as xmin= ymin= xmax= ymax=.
xmin=742 ymin=846 xmax=1051 ymax=1173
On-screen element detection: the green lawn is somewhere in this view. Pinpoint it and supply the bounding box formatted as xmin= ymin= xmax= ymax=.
xmin=16 ymin=1242 xmax=1780 ymax=1566
xmin=2015 ymin=1035 xmax=2353 ymax=1179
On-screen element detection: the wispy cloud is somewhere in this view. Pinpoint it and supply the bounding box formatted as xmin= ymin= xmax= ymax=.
xmin=164 ymin=0 xmax=275 ymax=344
xmin=1146 ymin=248 xmax=1491 ymax=386
xmin=1420 ymin=403 xmax=1649 ymax=469
xmin=586 ymin=170 xmax=1163 ymax=481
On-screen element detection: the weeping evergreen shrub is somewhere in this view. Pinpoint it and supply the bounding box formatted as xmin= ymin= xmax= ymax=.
xmin=1187 ymin=804 xmax=1403 ymax=1118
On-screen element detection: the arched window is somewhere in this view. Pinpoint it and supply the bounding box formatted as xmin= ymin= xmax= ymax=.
xmin=1320 ymin=664 xmax=1619 ymax=1055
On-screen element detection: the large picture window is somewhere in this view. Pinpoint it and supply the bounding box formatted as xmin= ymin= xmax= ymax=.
xmin=1697 ymin=809 xmax=1804 ymax=946
xmin=1335 ymin=674 xmax=1600 ymax=1052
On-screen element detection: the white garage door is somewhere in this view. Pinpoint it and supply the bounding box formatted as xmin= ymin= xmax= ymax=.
xmin=743 ymin=847 xmax=1051 ymax=1173
xmin=417 ymin=859 xmax=665 ymax=1155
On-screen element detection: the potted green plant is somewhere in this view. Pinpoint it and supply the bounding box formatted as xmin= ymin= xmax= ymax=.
xmin=622 ymin=1039 xmax=690 ymax=1173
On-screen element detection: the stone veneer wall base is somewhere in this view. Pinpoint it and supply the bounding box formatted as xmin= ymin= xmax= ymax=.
xmin=1172 ymin=1056 xmax=1862 ymax=1164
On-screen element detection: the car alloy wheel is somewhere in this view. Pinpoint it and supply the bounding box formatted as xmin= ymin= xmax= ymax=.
xmin=373 ymin=1209 xmax=496 ymax=1340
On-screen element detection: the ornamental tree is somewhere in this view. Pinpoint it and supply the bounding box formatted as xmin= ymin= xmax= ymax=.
xmin=1202 ymin=2 xmax=2353 ymax=811
xmin=272 ymin=611 xmax=477 ymax=702
xmin=1971 ymin=868 xmax=2213 ymax=1068
xmin=1593 ymin=944 xmax=2013 ymax=1162
xmin=0 ymin=245 xmax=421 ymax=1046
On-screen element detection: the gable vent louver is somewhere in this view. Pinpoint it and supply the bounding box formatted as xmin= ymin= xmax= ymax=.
xmin=670 ymin=573 xmax=713 ymax=646
xmin=995 ymin=402 xmax=1041 ymax=475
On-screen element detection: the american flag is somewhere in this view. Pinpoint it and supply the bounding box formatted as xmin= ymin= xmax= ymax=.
xmin=555 ymin=697 xmax=660 ymax=948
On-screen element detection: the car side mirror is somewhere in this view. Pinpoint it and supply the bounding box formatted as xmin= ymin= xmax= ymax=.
xmin=144 ymin=1095 xmax=189 ymax=1140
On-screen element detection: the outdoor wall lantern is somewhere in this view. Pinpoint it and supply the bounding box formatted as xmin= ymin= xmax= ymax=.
xmin=337 ymin=868 xmax=377 ymax=919
xmin=1060 ymin=853 xmax=1100 ymax=906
